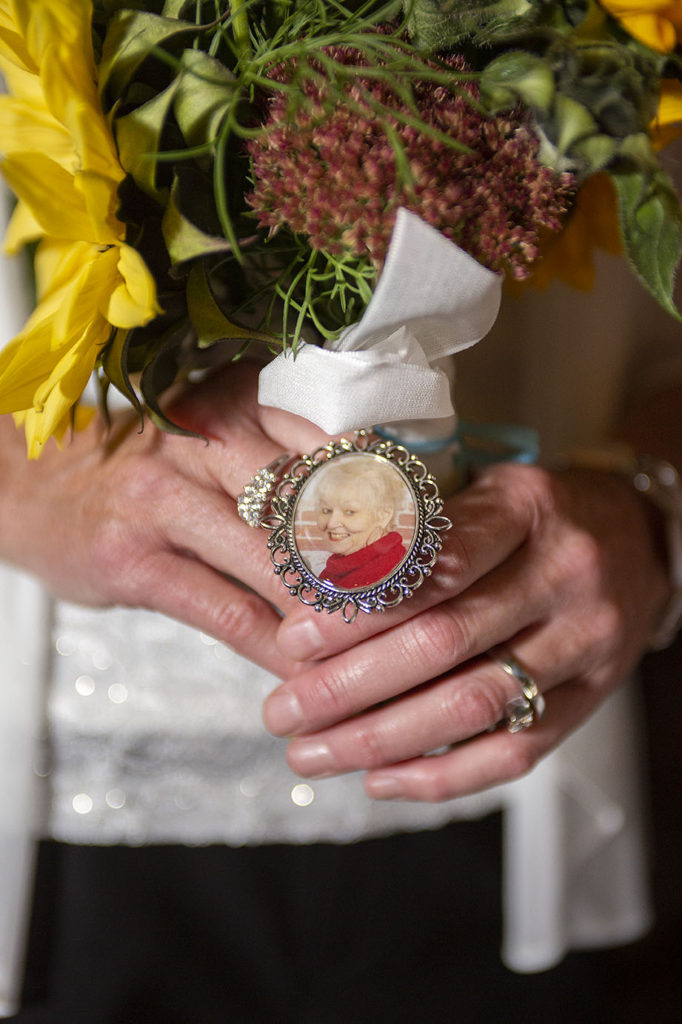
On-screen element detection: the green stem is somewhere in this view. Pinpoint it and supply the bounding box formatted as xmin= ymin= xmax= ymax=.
xmin=230 ymin=0 xmax=251 ymax=57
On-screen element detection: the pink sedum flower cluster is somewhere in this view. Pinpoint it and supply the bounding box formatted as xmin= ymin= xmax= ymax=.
xmin=246 ymin=49 xmax=576 ymax=279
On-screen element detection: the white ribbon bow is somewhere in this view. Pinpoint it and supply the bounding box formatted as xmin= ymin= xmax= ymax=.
xmin=258 ymin=208 xmax=503 ymax=432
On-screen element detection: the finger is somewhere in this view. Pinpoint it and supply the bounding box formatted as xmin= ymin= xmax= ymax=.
xmin=362 ymin=678 xmax=598 ymax=802
xmin=281 ymin=620 xmax=606 ymax=778
xmin=257 ymin=401 xmax=332 ymax=454
xmin=152 ymin=477 xmax=288 ymax=604
xmin=163 ymin=424 xmax=290 ymax=502
xmin=161 ymin=364 xmax=293 ymax=495
xmin=278 ymin=570 xmax=636 ymax=778
xmin=275 ymin=462 xmax=540 ymax=662
xmin=263 ymin=541 xmax=559 ymax=738
xmin=120 ymin=547 xmax=302 ymax=678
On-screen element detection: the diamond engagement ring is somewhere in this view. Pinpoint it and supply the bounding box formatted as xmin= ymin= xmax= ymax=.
xmin=237 ymin=453 xmax=293 ymax=528
xmin=488 ymin=646 xmax=546 ymax=733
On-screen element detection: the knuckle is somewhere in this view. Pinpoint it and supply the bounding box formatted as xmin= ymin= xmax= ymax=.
xmin=485 ymin=463 xmax=557 ymax=526
xmin=587 ymin=600 xmax=626 ymax=651
xmin=542 ymin=528 xmax=604 ymax=598
xmin=305 ymin=667 xmax=354 ymax=720
xmin=413 ymin=768 xmax=456 ymax=803
xmin=401 ymin=610 xmax=470 ymax=672
xmin=497 ymin=736 xmax=540 ymax=781
xmin=212 ymin=591 xmax=264 ymax=646
xmin=88 ymin=517 xmax=143 ymax=602
xmin=440 ymin=678 xmax=501 ymax=733
xmin=350 ymin=726 xmax=391 ymax=769
xmin=563 ymin=529 xmax=603 ymax=585
xmin=116 ymin=454 xmax=168 ymax=505
xmin=440 ymin=527 xmax=473 ymax=580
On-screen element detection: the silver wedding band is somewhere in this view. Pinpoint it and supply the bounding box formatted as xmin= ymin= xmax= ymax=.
xmin=488 ymin=645 xmax=546 ymax=734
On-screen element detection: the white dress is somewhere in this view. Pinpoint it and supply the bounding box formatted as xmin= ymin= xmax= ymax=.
xmin=2 ymin=194 xmax=680 ymax=1015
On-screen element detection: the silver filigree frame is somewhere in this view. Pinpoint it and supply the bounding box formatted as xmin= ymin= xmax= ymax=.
xmin=261 ymin=431 xmax=451 ymax=622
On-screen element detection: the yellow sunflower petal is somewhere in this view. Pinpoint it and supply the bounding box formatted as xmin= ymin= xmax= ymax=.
xmin=24 ymin=328 xmax=103 ymax=457
xmin=51 ymin=401 xmax=96 ymax=448
xmin=40 ymin=44 xmax=120 ymax=178
xmin=52 ymin=247 xmax=118 ymax=346
xmin=0 ymin=248 xmax=109 ymax=411
xmin=599 ymin=0 xmax=682 ymax=52
xmin=0 ymin=95 xmax=77 ymax=171
xmin=10 ymin=0 xmax=96 ymax=84
xmin=0 ymin=318 xmax=56 ymax=411
xmin=2 ymin=197 xmax=43 ymax=254
xmin=104 ymin=244 xmax=162 ymax=328
xmin=75 ymin=169 xmax=127 ymax=244
xmin=0 ymin=153 xmax=117 ymax=245
xmin=0 ymin=0 xmax=163 ymax=455
xmin=32 ymin=237 xmax=87 ymax=300
xmin=0 ymin=4 xmax=38 ymax=88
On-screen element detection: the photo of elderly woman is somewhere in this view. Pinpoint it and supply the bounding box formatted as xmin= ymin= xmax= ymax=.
xmin=293 ymin=454 xmax=416 ymax=590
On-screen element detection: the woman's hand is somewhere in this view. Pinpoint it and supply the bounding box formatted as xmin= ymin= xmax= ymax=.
xmin=0 ymin=362 xmax=326 ymax=678
xmin=263 ymin=461 xmax=670 ymax=800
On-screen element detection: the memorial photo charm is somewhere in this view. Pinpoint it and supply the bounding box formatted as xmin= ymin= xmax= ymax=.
xmin=261 ymin=432 xmax=451 ymax=621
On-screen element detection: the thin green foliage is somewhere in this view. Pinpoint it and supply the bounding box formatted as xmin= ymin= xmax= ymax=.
xmin=121 ymin=0 xmax=480 ymax=345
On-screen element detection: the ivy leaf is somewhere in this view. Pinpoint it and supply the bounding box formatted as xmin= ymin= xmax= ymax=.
xmin=610 ymin=157 xmax=682 ymax=319
xmin=114 ymin=78 xmax=179 ymax=198
xmin=162 ymin=169 xmax=233 ymax=266
xmin=98 ymin=10 xmax=197 ymax=105
xmin=187 ymin=263 xmax=276 ymax=348
xmin=173 ymin=49 xmax=237 ymax=149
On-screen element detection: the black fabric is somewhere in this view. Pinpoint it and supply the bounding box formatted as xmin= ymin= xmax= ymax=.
xmin=8 ymin=814 xmax=637 ymax=1024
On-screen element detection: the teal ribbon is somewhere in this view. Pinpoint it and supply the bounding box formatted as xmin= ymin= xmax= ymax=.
xmin=456 ymin=420 xmax=539 ymax=470
xmin=375 ymin=421 xmax=538 ymax=472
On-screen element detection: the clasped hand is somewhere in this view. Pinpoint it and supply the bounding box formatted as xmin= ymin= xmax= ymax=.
xmin=1 ymin=365 xmax=669 ymax=802
xmin=264 ymin=455 xmax=669 ymax=802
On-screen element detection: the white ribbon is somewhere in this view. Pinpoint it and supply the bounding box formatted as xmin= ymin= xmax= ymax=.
xmin=258 ymin=208 xmax=503 ymax=432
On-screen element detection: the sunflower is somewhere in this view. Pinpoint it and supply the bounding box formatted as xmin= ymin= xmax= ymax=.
xmin=0 ymin=0 xmax=159 ymax=457
xmin=599 ymin=0 xmax=682 ymax=53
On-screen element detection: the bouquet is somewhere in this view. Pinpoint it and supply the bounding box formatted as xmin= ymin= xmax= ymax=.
xmin=1 ymin=0 xmax=681 ymax=457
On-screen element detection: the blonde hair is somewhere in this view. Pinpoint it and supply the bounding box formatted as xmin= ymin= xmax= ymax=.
xmin=314 ymin=455 xmax=408 ymax=530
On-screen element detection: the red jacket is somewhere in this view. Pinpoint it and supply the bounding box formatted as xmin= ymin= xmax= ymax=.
xmin=320 ymin=531 xmax=406 ymax=589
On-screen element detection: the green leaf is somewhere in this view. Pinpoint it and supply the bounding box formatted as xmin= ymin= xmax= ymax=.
xmin=403 ymin=0 xmax=533 ymax=50
xmin=480 ymin=51 xmax=555 ymax=113
xmin=98 ymin=10 xmax=198 ymax=104
xmin=173 ymin=50 xmax=236 ymax=149
xmin=139 ymin=334 xmax=205 ymax=438
xmin=554 ymin=94 xmax=597 ymax=154
xmin=162 ymin=170 xmax=233 ymax=266
xmin=186 ymin=263 xmax=276 ymax=348
xmin=99 ymin=327 xmax=145 ymax=422
xmin=569 ymin=132 xmax=616 ymax=175
xmin=114 ymin=78 xmax=179 ymax=198
xmin=610 ymin=161 xmax=682 ymax=319
xmin=162 ymin=0 xmax=191 ymax=15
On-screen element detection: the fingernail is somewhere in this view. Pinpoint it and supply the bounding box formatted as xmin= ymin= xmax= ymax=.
xmin=288 ymin=740 xmax=336 ymax=778
xmin=263 ymin=690 xmax=303 ymax=736
xmin=365 ymin=774 xmax=405 ymax=800
xmin=278 ymin=617 xmax=324 ymax=659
